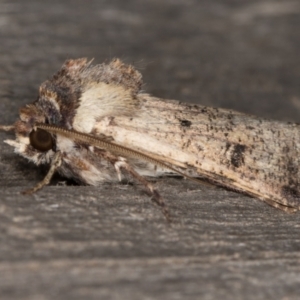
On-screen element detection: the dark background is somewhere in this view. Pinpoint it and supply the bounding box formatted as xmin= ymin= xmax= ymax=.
xmin=0 ymin=1 xmax=300 ymax=299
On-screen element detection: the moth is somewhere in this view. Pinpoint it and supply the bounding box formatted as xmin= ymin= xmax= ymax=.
xmin=1 ymin=58 xmax=300 ymax=220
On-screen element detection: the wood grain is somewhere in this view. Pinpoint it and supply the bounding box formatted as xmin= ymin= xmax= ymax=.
xmin=0 ymin=1 xmax=300 ymax=299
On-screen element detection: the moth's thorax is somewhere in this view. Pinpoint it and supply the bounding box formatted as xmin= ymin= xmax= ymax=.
xmin=73 ymin=82 xmax=138 ymax=133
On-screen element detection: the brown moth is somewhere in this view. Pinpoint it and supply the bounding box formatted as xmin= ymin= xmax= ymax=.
xmin=1 ymin=58 xmax=300 ymax=220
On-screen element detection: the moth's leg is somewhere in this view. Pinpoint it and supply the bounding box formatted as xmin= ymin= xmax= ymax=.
xmin=115 ymin=160 xmax=171 ymax=222
xmin=22 ymin=151 xmax=62 ymax=195
xmin=114 ymin=163 xmax=122 ymax=182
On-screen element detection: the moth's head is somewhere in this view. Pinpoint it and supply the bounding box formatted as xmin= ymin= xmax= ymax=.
xmin=0 ymin=104 xmax=56 ymax=165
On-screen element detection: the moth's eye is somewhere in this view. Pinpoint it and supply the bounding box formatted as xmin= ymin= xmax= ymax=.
xmin=29 ymin=128 xmax=53 ymax=152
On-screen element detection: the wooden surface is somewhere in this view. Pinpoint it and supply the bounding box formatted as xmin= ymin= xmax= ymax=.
xmin=1 ymin=1 xmax=300 ymax=299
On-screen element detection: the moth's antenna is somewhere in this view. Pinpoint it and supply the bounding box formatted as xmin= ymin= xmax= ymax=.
xmin=0 ymin=125 xmax=15 ymax=131
xmin=35 ymin=123 xmax=205 ymax=185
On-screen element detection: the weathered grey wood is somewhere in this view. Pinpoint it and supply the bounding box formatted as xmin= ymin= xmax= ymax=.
xmin=1 ymin=1 xmax=300 ymax=299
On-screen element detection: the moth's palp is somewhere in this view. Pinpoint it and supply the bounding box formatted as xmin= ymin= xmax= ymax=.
xmin=0 ymin=125 xmax=15 ymax=132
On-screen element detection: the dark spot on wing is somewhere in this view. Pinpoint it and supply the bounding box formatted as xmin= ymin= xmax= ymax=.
xmin=281 ymin=185 xmax=300 ymax=207
xmin=231 ymin=144 xmax=246 ymax=168
xmin=180 ymin=119 xmax=192 ymax=127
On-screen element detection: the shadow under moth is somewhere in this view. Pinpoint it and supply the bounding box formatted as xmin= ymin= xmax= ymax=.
xmin=1 ymin=58 xmax=300 ymax=221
